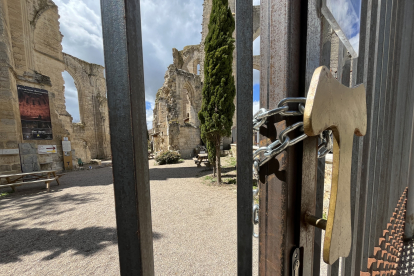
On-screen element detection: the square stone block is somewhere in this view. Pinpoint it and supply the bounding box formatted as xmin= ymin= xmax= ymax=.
xmin=0 ymin=165 xmax=11 ymax=172
xmin=21 ymin=163 xmax=33 ymax=173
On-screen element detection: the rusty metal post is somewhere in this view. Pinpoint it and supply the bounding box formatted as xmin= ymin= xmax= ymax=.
xmin=259 ymin=0 xmax=306 ymax=275
xmin=100 ymin=0 xmax=154 ymax=275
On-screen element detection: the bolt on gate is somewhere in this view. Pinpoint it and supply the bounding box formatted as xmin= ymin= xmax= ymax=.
xmin=100 ymin=0 xmax=414 ymax=275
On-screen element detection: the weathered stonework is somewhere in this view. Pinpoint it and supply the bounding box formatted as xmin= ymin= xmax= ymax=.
xmin=152 ymin=0 xmax=260 ymax=157
xmin=153 ymin=62 xmax=202 ymax=158
xmin=0 ymin=0 xmax=111 ymax=174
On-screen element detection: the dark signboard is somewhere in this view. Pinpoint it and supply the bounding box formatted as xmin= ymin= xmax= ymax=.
xmin=18 ymin=85 xmax=53 ymax=140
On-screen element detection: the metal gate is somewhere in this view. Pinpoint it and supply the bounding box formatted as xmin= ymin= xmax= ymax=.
xmin=100 ymin=0 xmax=414 ymax=275
xmin=249 ymin=0 xmax=414 ymax=275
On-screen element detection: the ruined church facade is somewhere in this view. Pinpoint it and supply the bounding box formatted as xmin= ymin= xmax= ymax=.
xmin=0 ymin=0 xmax=111 ymax=174
xmin=152 ymin=0 xmax=260 ymax=158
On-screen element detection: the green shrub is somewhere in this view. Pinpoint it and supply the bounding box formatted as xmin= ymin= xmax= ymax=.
xmin=155 ymin=151 xmax=181 ymax=165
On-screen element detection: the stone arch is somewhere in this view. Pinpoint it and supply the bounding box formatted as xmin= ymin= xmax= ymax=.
xmin=62 ymin=53 xmax=110 ymax=160
xmin=33 ymin=6 xmax=63 ymax=60
xmin=32 ymin=3 xmax=56 ymax=27
xmin=63 ymin=57 xmax=87 ymax=123
xmin=62 ymin=71 xmax=81 ymax=123
xmin=183 ymin=82 xmax=196 ymax=124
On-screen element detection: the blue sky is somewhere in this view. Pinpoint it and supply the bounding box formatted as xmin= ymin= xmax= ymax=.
xmin=55 ymin=0 xmax=260 ymax=127
xmin=327 ymin=0 xmax=361 ymax=55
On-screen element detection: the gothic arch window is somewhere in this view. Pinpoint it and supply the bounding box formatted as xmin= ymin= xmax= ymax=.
xmin=193 ymin=59 xmax=200 ymax=75
xmin=183 ymin=82 xmax=195 ymax=124
xmin=62 ymin=71 xmax=81 ymax=123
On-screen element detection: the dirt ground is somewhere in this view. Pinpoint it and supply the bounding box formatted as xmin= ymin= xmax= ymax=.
xmin=0 ymin=157 xmax=259 ymax=275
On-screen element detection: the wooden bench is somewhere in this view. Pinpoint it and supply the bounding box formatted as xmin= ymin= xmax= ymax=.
xmin=193 ymin=153 xmax=210 ymax=167
xmin=0 ymin=170 xmax=64 ymax=192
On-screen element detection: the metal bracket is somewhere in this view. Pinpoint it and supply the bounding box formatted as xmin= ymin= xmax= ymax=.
xmin=292 ymin=248 xmax=300 ymax=276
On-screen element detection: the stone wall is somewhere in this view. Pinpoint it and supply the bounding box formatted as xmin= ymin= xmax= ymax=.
xmin=63 ymin=53 xmax=111 ymax=162
xmin=0 ymin=0 xmax=111 ymax=174
xmin=152 ymin=63 xmax=202 ymax=158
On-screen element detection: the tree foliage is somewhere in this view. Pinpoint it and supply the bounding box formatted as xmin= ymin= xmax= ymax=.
xmin=198 ymin=0 xmax=235 ymax=182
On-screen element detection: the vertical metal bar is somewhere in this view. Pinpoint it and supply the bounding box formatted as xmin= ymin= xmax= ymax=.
xmin=100 ymin=0 xmax=154 ymax=275
xmin=375 ymin=0 xmax=401 ymax=259
xmin=364 ymin=0 xmax=392 ymax=268
xmin=299 ymin=1 xmax=323 ymax=273
xmin=353 ymin=0 xmax=380 ymax=273
xmin=327 ymin=38 xmax=350 ymax=276
xmin=315 ymin=17 xmax=333 ymax=276
xmin=386 ymin=0 xmax=409 ymax=225
xmin=300 ymin=3 xmax=334 ymax=274
xmin=343 ymin=56 xmax=360 ymax=276
xmin=406 ymin=46 xmax=414 ymax=237
xmin=236 ymin=0 xmax=253 ymax=274
xmin=259 ymin=0 xmax=305 ymax=274
xmin=258 ymin=0 xmax=269 ymax=273
xmin=401 ymin=0 xmax=414 ymax=238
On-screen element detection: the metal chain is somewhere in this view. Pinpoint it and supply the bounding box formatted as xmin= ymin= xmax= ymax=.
xmin=251 ymin=97 xmax=333 ymax=238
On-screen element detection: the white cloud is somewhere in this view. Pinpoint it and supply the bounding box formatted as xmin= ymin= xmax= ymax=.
xmin=54 ymin=0 xmax=204 ymax=124
xmin=253 ymin=36 xmax=260 ymax=85
xmin=54 ymin=0 xmax=104 ymax=65
xmin=326 ymin=0 xmax=360 ymax=55
xmin=253 ymin=69 xmax=260 ymax=85
xmin=253 ymin=101 xmax=260 ymax=115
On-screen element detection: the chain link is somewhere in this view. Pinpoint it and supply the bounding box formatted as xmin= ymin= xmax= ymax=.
xmin=253 ymin=97 xmax=306 ymax=131
xmin=251 ymin=97 xmax=333 ymax=238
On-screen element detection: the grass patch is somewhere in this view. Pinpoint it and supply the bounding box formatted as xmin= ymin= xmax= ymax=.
xmin=227 ymin=178 xmax=236 ymax=184
xmin=0 ymin=191 xmax=13 ymax=197
xmin=204 ymin=175 xmax=216 ymax=184
xmin=226 ymin=157 xmax=236 ymax=168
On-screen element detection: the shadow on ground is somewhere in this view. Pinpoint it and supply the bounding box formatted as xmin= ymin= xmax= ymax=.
xmin=0 ymin=225 xmax=117 ymax=263
xmin=0 ymin=225 xmax=164 ymax=264
xmin=0 ymin=167 xmax=114 ymax=196
xmin=149 ymin=165 xmax=235 ymax=181
xmin=0 ymin=193 xmax=99 ymax=226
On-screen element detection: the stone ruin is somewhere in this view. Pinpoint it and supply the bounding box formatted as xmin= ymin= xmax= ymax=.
xmin=0 ymin=0 xmax=111 ymax=174
xmin=152 ymin=0 xmax=261 ymax=158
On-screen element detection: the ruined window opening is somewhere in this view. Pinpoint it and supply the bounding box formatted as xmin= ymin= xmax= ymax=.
xmin=197 ymin=64 xmax=200 ymax=75
xmin=62 ymin=71 xmax=81 ymax=123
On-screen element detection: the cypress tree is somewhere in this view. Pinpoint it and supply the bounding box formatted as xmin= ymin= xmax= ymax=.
xmin=198 ymin=0 xmax=235 ymax=184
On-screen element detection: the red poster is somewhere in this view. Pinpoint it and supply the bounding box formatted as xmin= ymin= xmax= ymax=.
xmin=18 ymin=85 xmax=53 ymax=140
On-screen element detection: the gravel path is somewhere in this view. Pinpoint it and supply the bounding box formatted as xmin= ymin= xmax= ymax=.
xmin=0 ymin=159 xmax=258 ymax=275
